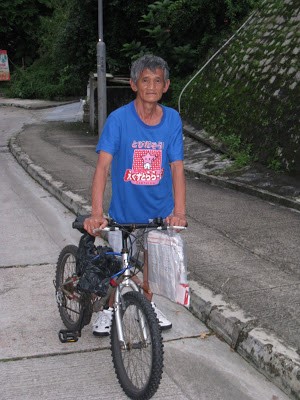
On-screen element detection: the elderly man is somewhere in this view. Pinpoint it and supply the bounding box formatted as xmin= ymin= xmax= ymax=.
xmin=84 ymin=54 xmax=187 ymax=336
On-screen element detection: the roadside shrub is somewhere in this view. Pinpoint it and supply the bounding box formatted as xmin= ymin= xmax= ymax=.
xmin=7 ymin=58 xmax=84 ymax=99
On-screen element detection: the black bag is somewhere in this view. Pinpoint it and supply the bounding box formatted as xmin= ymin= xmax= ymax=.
xmin=76 ymin=234 xmax=121 ymax=297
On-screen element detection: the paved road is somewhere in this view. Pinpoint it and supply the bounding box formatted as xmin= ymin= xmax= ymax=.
xmin=0 ymin=106 xmax=81 ymax=266
xmin=2 ymin=263 xmax=287 ymax=400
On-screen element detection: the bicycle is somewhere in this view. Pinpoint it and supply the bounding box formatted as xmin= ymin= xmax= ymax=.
xmin=55 ymin=215 xmax=175 ymax=400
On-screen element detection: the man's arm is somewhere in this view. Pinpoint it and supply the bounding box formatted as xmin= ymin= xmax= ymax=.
xmin=165 ymin=160 xmax=187 ymax=227
xmin=84 ymin=151 xmax=113 ymax=235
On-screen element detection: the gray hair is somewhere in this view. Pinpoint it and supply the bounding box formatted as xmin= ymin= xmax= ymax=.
xmin=130 ymin=55 xmax=170 ymax=83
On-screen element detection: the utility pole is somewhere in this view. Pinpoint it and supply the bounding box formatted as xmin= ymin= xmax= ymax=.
xmin=97 ymin=0 xmax=106 ymax=137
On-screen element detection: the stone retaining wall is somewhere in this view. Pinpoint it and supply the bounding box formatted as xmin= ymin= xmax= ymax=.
xmin=181 ymin=0 xmax=300 ymax=173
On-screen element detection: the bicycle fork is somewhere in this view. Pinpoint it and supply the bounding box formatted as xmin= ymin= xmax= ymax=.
xmin=114 ymin=255 xmax=149 ymax=349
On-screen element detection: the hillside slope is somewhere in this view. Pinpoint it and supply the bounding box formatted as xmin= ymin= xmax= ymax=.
xmin=181 ymin=0 xmax=299 ymax=173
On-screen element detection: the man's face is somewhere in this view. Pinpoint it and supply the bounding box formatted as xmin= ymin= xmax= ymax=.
xmin=130 ymin=68 xmax=170 ymax=104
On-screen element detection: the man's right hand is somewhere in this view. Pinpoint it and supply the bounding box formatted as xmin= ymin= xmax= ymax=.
xmin=83 ymin=215 xmax=108 ymax=236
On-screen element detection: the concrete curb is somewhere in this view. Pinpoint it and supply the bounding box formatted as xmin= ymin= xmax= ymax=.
xmin=185 ymin=169 xmax=300 ymax=212
xmin=189 ymin=281 xmax=300 ymax=399
xmin=183 ymin=121 xmax=228 ymax=153
xmin=0 ymin=99 xmax=79 ymax=110
xmin=9 ymin=135 xmax=91 ymax=216
xmin=9 ymin=130 xmax=300 ymax=399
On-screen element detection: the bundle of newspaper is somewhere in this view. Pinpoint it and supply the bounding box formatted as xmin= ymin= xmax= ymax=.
xmin=148 ymin=229 xmax=190 ymax=307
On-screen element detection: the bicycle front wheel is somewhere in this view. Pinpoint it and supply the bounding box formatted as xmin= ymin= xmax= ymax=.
xmin=55 ymin=245 xmax=92 ymax=331
xmin=111 ymin=291 xmax=164 ymax=400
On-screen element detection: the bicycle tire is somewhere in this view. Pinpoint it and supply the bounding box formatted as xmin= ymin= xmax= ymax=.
xmin=111 ymin=291 xmax=164 ymax=400
xmin=55 ymin=245 xmax=92 ymax=331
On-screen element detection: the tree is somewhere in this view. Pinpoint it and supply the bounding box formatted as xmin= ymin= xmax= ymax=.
xmin=121 ymin=0 xmax=260 ymax=76
xmin=0 ymin=0 xmax=54 ymax=68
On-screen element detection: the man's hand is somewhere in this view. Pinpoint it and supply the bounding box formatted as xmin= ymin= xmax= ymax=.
xmin=165 ymin=213 xmax=187 ymax=231
xmin=83 ymin=215 xmax=108 ymax=236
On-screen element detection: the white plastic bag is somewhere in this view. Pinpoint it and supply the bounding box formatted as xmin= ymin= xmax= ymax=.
xmin=147 ymin=229 xmax=190 ymax=307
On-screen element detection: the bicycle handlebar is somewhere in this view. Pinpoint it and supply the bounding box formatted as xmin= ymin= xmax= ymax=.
xmin=72 ymin=215 xmax=186 ymax=233
xmin=93 ymin=225 xmax=187 ymax=234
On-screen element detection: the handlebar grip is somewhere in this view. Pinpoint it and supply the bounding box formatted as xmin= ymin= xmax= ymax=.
xmin=72 ymin=221 xmax=84 ymax=229
xmin=72 ymin=215 xmax=89 ymax=232
xmin=93 ymin=227 xmax=120 ymax=233
xmin=168 ymin=226 xmax=187 ymax=230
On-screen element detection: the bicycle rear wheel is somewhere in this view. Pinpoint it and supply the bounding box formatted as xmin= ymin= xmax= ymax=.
xmin=111 ymin=291 xmax=163 ymax=400
xmin=55 ymin=245 xmax=92 ymax=331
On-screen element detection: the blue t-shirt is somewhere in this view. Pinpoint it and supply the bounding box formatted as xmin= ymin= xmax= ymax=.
xmin=96 ymin=101 xmax=183 ymax=223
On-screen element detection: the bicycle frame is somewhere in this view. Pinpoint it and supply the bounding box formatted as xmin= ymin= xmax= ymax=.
xmin=112 ymin=230 xmax=148 ymax=349
xmin=61 ymin=215 xmax=186 ymax=344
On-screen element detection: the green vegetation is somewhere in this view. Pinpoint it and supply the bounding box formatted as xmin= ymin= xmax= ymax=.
xmin=1 ymin=0 xmax=258 ymax=99
xmin=0 ymin=0 xmax=54 ymax=67
xmin=182 ymin=71 xmax=299 ymax=172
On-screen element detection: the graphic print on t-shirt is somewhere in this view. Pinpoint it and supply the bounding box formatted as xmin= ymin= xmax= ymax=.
xmin=124 ymin=142 xmax=164 ymax=185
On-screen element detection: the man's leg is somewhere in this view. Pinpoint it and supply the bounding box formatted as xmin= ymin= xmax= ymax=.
xmin=142 ymin=250 xmax=172 ymax=330
xmin=141 ymin=250 xmax=153 ymax=301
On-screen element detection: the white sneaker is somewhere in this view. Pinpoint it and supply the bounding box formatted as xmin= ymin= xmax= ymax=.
xmin=151 ymin=302 xmax=172 ymax=330
xmin=92 ymin=308 xmax=113 ymax=336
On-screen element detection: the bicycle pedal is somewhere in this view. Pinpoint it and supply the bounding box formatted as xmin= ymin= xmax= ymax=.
xmin=58 ymin=329 xmax=79 ymax=343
